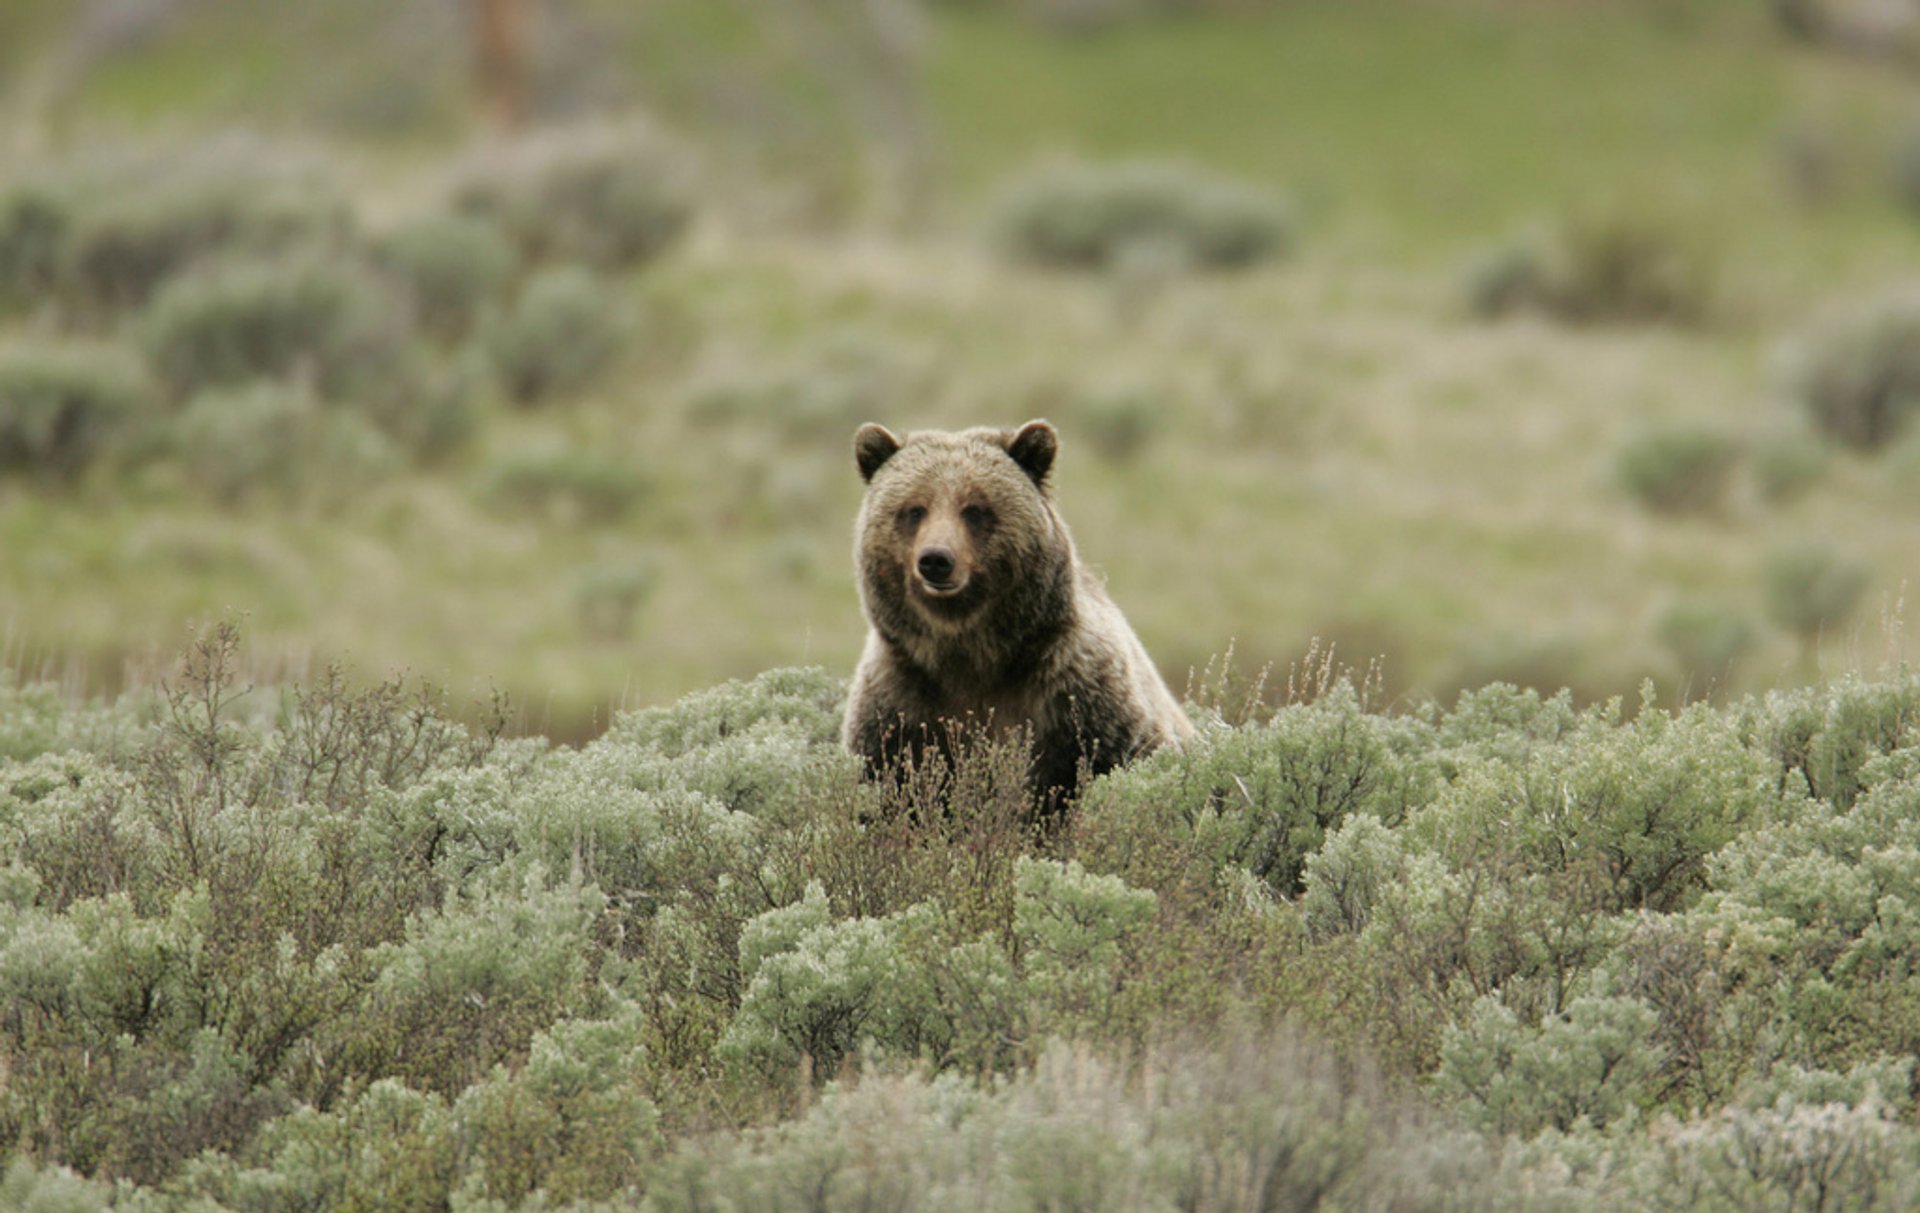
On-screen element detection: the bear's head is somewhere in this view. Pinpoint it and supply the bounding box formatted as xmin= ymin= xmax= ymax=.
xmin=850 ymin=420 xmax=1071 ymax=644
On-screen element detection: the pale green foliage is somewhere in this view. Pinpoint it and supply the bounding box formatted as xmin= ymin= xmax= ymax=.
xmin=720 ymin=900 xmax=939 ymax=1076
xmin=169 ymin=381 xmax=402 ymax=506
xmin=1301 ymin=812 xmax=1404 ymax=938
xmin=608 ymin=666 xmax=845 ymax=757
xmin=484 ymin=264 xmax=628 ymax=405
xmin=1742 ymin=673 xmax=1920 ymax=808
xmin=455 ymin=1005 xmax=662 ymax=1206
xmin=0 ymin=1158 xmax=119 ymax=1213
xmin=0 ymin=675 xmax=147 ymax=762
xmin=452 ymin=126 xmax=693 ymax=272
xmin=375 ymin=212 xmax=519 ymax=343
xmin=1737 ymin=1058 xmax=1915 ymax=1116
xmin=1433 ymin=682 xmax=1589 ymax=766
xmin=654 ymin=1033 xmax=1576 ymax=1213
xmin=185 ymin=1079 xmax=458 ymax=1213
xmin=1466 ymin=210 xmax=1713 ymax=326
xmin=0 ymin=899 xmax=84 ymax=1019
xmin=12 ymin=654 xmax=1920 ymax=1206
xmin=1763 ymin=545 xmax=1869 ymax=648
xmin=1785 ymin=286 xmax=1920 ymax=450
xmin=738 ymin=880 xmax=834 ymax=986
xmin=1616 ymin=426 xmax=1739 ymax=516
xmin=1621 ymin=1100 xmax=1919 ymax=1212
xmin=991 ymin=158 xmax=1292 ymax=273
xmin=0 ymin=751 xmax=159 ymax=909
xmin=0 ymin=341 xmax=153 ymax=482
xmin=1013 ymin=856 xmax=1156 ymax=1034
xmin=1081 ymin=680 xmax=1436 ymax=896
xmin=358 ymin=867 xmax=604 ymax=1094
xmin=1436 ymin=994 xmax=1664 ymax=1136
xmin=141 ymin=255 xmax=416 ymax=405
xmin=1415 ymin=692 xmax=1770 ymax=915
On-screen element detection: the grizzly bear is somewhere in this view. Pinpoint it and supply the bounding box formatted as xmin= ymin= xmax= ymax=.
xmin=841 ymin=418 xmax=1193 ymax=802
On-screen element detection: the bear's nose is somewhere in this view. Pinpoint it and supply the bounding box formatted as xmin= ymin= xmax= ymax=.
xmin=916 ymin=548 xmax=956 ymax=585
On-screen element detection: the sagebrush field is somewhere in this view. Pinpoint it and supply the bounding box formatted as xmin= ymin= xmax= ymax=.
xmin=7 ymin=627 xmax=1920 ymax=1209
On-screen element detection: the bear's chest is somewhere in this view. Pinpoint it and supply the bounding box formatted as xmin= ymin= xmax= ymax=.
xmin=915 ymin=682 xmax=1059 ymax=741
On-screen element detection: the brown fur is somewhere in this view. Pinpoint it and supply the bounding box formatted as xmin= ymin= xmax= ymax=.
xmin=841 ymin=419 xmax=1193 ymax=802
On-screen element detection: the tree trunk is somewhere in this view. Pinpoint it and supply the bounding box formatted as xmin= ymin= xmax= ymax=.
xmin=473 ymin=0 xmax=531 ymax=134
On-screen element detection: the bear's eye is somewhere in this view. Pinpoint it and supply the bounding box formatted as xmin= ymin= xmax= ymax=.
xmin=897 ymin=505 xmax=927 ymax=529
xmin=961 ymin=504 xmax=994 ymax=531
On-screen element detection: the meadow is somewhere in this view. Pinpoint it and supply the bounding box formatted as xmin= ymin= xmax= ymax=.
xmin=7 ymin=0 xmax=1920 ymax=1206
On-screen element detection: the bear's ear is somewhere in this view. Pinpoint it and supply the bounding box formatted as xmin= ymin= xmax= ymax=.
xmin=854 ymin=424 xmax=902 ymax=482
xmin=1006 ymin=419 xmax=1058 ymax=486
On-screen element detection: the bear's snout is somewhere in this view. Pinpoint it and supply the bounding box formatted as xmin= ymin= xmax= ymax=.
xmin=915 ymin=547 xmax=958 ymax=589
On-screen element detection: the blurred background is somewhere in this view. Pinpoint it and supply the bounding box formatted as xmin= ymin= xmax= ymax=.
xmin=2 ymin=0 xmax=1918 ymax=739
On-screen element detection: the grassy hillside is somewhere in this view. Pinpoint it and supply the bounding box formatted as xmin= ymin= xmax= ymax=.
xmin=2 ymin=0 xmax=1918 ymax=741
xmin=6 ymin=634 xmax=1920 ymax=1208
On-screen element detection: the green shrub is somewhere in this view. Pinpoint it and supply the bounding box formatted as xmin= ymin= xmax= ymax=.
xmin=1751 ymin=434 xmax=1828 ymax=504
xmin=719 ymin=897 xmax=940 ymax=1077
xmin=1618 ymin=1099 xmax=1919 ymax=1211
xmin=1070 ymin=384 xmax=1165 ymax=462
xmin=0 ymin=674 xmax=148 ymax=763
xmin=1013 ymin=857 xmax=1157 ymax=1034
xmin=1784 ymin=288 xmax=1920 ymax=450
xmin=1462 ymin=231 xmax=1557 ymax=319
xmin=0 ymin=1158 xmax=117 ymax=1213
xmin=605 ymin=666 xmax=846 ymax=757
xmin=1468 ymin=211 xmax=1713 ymax=325
xmin=1616 ymin=427 xmax=1739 ymax=515
xmin=0 ymin=341 xmax=152 ymax=482
xmin=0 ymin=185 xmax=73 ymax=312
xmin=140 ymin=256 xmax=415 ymax=404
xmin=1740 ymin=672 xmax=1920 ymax=809
xmin=1552 ymin=210 xmax=1713 ymax=324
xmin=455 ymin=1006 xmax=662 ymax=1205
xmin=0 ymin=139 xmax=356 ymax=320
xmin=1657 ymin=601 xmax=1756 ymax=685
xmin=1079 ymin=681 xmax=1436 ymax=897
xmin=1763 ymin=545 xmax=1868 ymax=652
xmin=483 ymin=264 xmax=626 ymax=404
xmin=341 ymin=869 xmax=604 ymax=1097
xmin=653 ymin=1032 xmax=1575 ymax=1213
xmin=374 ymin=211 xmax=518 ymax=343
xmin=681 ymin=332 xmax=923 ymax=440
xmin=23 ymin=647 xmax=1920 ymax=1208
xmin=62 ymin=181 xmax=349 ymax=320
xmin=168 ymin=382 xmax=401 ymax=505
xmin=481 ymin=445 xmax=649 ymax=524
xmin=574 ymin=558 xmax=660 ymax=640
xmin=384 ymin=349 xmax=487 ymax=463
xmin=1420 ymin=695 xmax=1771 ymax=915
xmin=990 ymin=159 xmax=1292 ymax=273
xmin=1434 ymin=681 xmax=1588 ymax=762
xmin=453 ymin=127 xmax=693 ymax=271
xmin=183 ymin=1079 xmax=459 ymax=1213
xmin=1301 ymin=812 xmax=1406 ymax=939
xmin=1435 ymin=994 xmax=1663 ymax=1136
